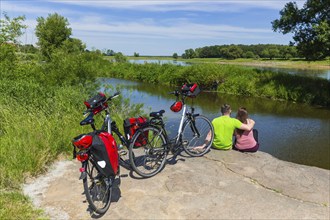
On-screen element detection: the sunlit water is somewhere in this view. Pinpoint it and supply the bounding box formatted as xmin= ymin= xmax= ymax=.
xmin=100 ymin=78 xmax=330 ymax=170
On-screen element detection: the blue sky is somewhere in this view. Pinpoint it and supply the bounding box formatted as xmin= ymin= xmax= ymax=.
xmin=1 ymin=0 xmax=305 ymax=56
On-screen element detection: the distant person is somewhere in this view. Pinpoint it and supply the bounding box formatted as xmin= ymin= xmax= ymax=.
xmin=212 ymin=104 xmax=255 ymax=150
xmin=233 ymin=107 xmax=259 ymax=152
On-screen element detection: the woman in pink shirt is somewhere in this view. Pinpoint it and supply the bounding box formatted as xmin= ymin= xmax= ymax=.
xmin=233 ymin=107 xmax=259 ymax=152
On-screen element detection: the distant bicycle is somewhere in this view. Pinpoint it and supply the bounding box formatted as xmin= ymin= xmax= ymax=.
xmin=129 ymin=83 xmax=214 ymax=178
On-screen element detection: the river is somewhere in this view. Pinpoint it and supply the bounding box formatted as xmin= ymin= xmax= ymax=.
xmin=100 ymin=78 xmax=330 ymax=170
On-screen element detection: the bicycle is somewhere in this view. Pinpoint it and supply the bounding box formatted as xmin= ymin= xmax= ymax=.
xmin=128 ymin=83 xmax=215 ymax=178
xmin=72 ymin=91 xmax=141 ymax=214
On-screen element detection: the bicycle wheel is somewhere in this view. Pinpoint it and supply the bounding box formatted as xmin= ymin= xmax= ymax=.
xmin=83 ymin=160 xmax=112 ymax=214
xmin=129 ymin=126 xmax=168 ymax=178
xmin=181 ymin=115 xmax=214 ymax=156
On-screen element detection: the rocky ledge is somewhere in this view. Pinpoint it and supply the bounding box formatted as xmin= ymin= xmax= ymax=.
xmin=24 ymin=150 xmax=330 ymax=219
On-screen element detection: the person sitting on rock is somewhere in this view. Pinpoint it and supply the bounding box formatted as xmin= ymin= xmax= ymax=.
xmin=212 ymin=104 xmax=255 ymax=150
xmin=233 ymin=107 xmax=259 ymax=152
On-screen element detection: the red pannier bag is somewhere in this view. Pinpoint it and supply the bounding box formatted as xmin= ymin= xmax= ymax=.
xmin=123 ymin=117 xmax=148 ymax=147
xmin=181 ymin=83 xmax=201 ymax=98
xmin=90 ymin=132 xmax=119 ymax=177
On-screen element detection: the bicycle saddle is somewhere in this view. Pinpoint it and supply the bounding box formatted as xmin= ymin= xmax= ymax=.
xmin=80 ymin=113 xmax=95 ymax=125
xmin=149 ymin=110 xmax=165 ymax=118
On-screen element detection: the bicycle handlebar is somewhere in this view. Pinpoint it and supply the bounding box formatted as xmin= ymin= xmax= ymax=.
xmin=106 ymin=91 xmax=120 ymax=102
xmin=169 ymin=91 xmax=180 ymax=96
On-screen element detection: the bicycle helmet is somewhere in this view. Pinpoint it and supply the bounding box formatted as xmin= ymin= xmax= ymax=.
xmin=170 ymin=101 xmax=183 ymax=112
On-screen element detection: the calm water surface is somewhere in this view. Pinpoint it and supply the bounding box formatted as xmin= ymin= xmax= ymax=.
xmin=129 ymin=59 xmax=189 ymax=66
xmin=100 ymin=78 xmax=330 ymax=170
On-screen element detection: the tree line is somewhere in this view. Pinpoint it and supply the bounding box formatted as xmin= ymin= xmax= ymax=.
xmin=180 ymin=44 xmax=298 ymax=60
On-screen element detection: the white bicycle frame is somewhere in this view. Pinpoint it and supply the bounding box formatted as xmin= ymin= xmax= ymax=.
xmin=104 ymin=110 xmax=112 ymax=134
xmin=176 ymin=104 xmax=187 ymax=143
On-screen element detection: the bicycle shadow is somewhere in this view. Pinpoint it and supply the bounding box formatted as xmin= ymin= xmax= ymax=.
xmin=166 ymin=147 xmax=186 ymax=165
xmin=167 ymin=146 xmax=212 ymax=165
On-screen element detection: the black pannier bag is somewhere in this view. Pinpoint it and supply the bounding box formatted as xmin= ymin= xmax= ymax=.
xmin=90 ymin=132 xmax=119 ymax=177
xmin=181 ymin=83 xmax=201 ymax=98
xmin=84 ymin=93 xmax=108 ymax=115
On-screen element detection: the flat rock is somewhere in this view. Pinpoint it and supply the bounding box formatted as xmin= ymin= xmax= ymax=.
xmin=24 ymin=150 xmax=330 ymax=219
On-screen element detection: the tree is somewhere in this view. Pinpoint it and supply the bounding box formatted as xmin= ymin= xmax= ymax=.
xmin=61 ymin=38 xmax=86 ymax=53
xmin=272 ymin=0 xmax=330 ymax=60
xmin=134 ymin=52 xmax=139 ymax=57
xmin=172 ymin=53 xmax=178 ymax=59
xmin=243 ymin=51 xmax=256 ymax=59
xmin=35 ymin=13 xmax=72 ymax=59
xmin=184 ymin=49 xmax=196 ymax=59
xmin=106 ymin=49 xmax=115 ymax=56
xmin=268 ymin=48 xmax=280 ymax=60
xmin=261 ymin=49 xmax=270 ymax=59
xmin=0 ymin=12 xmax=27 ymax=44
xmin=220 ymin=45 xmax=243 ymax=59
xmin=114 ymin=52 xmax=127 ymax=63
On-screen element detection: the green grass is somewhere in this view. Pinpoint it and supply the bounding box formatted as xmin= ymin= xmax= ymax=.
xmin=111 ymin=56 xmax=330 ymax=70
xmin=0 ymin=191 xmax=45 ymax=220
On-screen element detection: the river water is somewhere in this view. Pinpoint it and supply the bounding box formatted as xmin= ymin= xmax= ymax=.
xmin=100 ymin=78 xmax=330 ymax=170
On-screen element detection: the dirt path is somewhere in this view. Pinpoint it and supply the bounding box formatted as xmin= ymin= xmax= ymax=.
xmin=23 ymin=150 xmax=330 ymax=219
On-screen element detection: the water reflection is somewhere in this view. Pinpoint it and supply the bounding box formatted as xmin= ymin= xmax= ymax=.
xmin=253 ymin=66 xmax=330 ymax=80
xmin=100 ymin=78 xmax=330 ymax=170
xmin=129 ymin=59 xmax=190 ymax=66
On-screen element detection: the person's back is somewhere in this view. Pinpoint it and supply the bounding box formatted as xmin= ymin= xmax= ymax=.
xmin=212 ymin=115 xmax=242 ymax=150
xmin=235 ymin=129 xmax=257 ymax=149
xmin=234 ymin=107 xmax=259 ymax=152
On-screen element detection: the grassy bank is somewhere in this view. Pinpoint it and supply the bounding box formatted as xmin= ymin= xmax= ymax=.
xmin=0 ymin=47 xmax=142 ymax=219
xmin=123 ymin=56 xmax=330 ymax=70
xmin=104 ymin=62 xmax=330 ymax=107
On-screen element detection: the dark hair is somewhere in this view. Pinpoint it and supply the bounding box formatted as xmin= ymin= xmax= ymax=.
xmin=236 ymin=107 xmax=248 ymax=136
xmin=221 ymin=104 xmax=231 ymax=115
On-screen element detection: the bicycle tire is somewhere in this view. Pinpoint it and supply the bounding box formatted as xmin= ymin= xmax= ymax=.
xmin=83 ymin=160 xmax=112 ymax=214
xmin=129 ymin=125 xmax=168 ymax=178
xmin=181 ymin=115 xmax=214 ymax=156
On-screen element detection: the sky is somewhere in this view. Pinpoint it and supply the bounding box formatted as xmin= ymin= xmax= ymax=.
xmin=0 ymin=0 xmax=305 ymax=56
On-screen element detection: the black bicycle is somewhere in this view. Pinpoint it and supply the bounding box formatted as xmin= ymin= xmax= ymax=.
xmin=72 ymin=91 xmax=142 ymax=214
xmin=128 ymin=83 xmax=214 ymax=178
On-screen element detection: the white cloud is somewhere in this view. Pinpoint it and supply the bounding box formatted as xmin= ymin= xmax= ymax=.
xmin=49 ymin=0 xmax=296 ymax=12
xmin=0 ymin=1 xmax=83 ymax=17
xmin=70 ymin=18 xmax=271 ymax=41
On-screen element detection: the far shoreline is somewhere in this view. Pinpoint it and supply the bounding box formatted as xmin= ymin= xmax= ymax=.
xmin=125 ymin=56 xmax=330 ymax=70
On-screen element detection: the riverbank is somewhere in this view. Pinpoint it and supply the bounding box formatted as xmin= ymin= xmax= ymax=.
xmin=23 ymin=149 xmax=330 ymax=219
xmin=216 ymin=59 xmax=330 ymax=70
xmin=104 ymin=62 xmax=330 ymax=107
xmin=126 ymin=56 xmax=330 ymax=70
